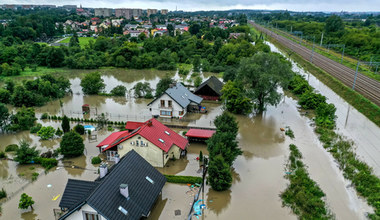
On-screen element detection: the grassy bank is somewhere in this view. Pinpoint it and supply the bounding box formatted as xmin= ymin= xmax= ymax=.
xmin=0 ymin=67 xmax=68 ymax=81
xmin=60 ymin=37 xmax=95 ymax=48
xmin=164 ymin=175 xmax=202 ymax=184
xmin=268 ymin=36 xmax=380 ymax=127
xmin=281 ymin=144 xmax=332 ymax=219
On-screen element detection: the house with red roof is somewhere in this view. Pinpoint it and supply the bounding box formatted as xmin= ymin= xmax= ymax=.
xmin=97 ymin=118 xmax=188 ymax=167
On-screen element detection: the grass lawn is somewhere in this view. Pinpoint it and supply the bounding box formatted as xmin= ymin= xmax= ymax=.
xmin=0 ymin=67 xmax=68 ymax=81
xmin=59 ymin=37 xmax=95 ymax=48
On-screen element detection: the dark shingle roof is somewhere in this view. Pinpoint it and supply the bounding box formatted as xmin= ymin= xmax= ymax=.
xmin=87 ymin=150 xmax=166 ymax=219
xmin=59 ymin=179 xmax=99 ymax=210
xmin=194 ymin=76 xmax=224 ymax=96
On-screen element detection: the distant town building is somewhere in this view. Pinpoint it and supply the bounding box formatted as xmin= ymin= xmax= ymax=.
xmin=62 ymin=5 xmax=77 ymax=9
xmin=115 ymin=8 xmax=132 ymax=19
xmin=132 ymin=8 xmax=142 ymax=18
xmin=94 ymin=8 xmax=113 ymax=17
xmin=147 ymin=9 xmax=158 ymax=17
xmin=161 ymin=9 xmax=168 ymax=15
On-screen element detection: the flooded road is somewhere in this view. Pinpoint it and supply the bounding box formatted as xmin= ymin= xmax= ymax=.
xmin=0 ymin=61 xmax=377 ymax=219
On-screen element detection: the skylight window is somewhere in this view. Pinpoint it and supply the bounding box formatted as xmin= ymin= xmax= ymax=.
xmin=158 ymin=138 xmax=165 ymax=143
xmin=146 ymin=176 xmax=154 ymax=184
xmin=185 ymin=93 xmax=188 ymax=96
xmin=118 ymin=206 xmax=128 ymax=215
xmin=181 ymin=96 xmax=185 ymax=99
xmin=165 ymin=131 xmax=170 ymax=135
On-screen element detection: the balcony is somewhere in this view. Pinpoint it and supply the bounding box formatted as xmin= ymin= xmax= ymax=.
xmin=159 ymin=105 xmax=173 ymax=110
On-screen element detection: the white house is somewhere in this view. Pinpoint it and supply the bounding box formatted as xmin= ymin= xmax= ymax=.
xmin=148 ymin=82 xmax=203 ymax=118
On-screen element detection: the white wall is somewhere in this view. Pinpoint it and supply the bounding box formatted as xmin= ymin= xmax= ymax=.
xmin=65 ymin=204 xmax=103 ymax=220
xmin=150 ymin=93 xmax=186 ymax=118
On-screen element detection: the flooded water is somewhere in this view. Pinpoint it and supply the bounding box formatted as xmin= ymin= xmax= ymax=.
xmin=0 ymin=58 xmax=377 ymax=219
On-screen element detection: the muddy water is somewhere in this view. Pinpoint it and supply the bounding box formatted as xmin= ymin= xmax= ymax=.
xmin=268 ymin=42 xmax=380 ymax=177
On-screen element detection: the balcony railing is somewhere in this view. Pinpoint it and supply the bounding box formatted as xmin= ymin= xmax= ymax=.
xmin=159 ymin=105 xmax=173 ymax=110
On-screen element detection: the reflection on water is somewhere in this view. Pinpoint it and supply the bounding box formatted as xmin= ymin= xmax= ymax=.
xmin=206 ymin=189 xmax=232 ymax=216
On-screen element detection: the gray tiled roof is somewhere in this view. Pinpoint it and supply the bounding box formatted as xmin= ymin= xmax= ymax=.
xmin=194 ymin=76 xmax=224 ymax=96
xmin=59 ymin=179 xmax=99 ymax=210
xmin=59 ymin=150 xmax=166 ymax=220
xmin=166 ymin=83 xmax=203 ymax=108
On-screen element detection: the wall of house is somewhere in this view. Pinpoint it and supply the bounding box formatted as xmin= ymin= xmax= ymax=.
xmin=118 ymin=134 xmax=165 ymax=167
xmin=163 ymin=144 xmax=182 ymax=164
xmin=150 ymin=93 xmax=186 ymax=118
xmin=65 ymin=204 xmax=104 ymax=220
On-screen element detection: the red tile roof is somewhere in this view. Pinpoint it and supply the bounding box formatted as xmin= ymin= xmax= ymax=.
xmin=125 ymin=121 xmax=144 ymax=131
xmin=99 ymin=118 xmax=188 ymax=153
xmin=96 ymin=131 xmax=129 ymax=148
xmin=185 ymin=129 xmax=216 ymax=139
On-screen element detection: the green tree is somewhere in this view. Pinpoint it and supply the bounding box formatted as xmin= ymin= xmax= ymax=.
xmin=61 ymin=115 xmax=70 ymax=133
xmin=208 ymin=155 xmax=232 ymax=191
xmin=37 ymin=126 xmax=56 ymax=140
xmin=206 ymin=131 xmax=241 ymax=167
xmin=96 ymin=113 xmax=109 ymax=129
xmin=325 ymin=15 xmax=345 ymax=34
xmin=237 ymin=52 xmax=293 ymax=112
xmin=0 ymin=88 xmax=11 ymax=104
xmin=155 ymin=76 xmax=174 ymax=97
xmin=60 ymin=131 xmax=84 ymax=157
xmin=110 ymin=85 xmax=127 ymax=96
xmin=134 ymin=82 xmax=152 ymax=98
xmin=14 ymin=56 xmax=27 ymax=71
xmin=80 ymin=72 xmax=105 ymax=95
xmin=0 ymin=103 xmax=9 ymax=131
xmin=214 ymin=112 xmax=239 ymax=136
xmin=221 ymin=81 xmax=252 ymax=114
xmin=74 ymin=124 xmax=85 ymax=135
xmin=46 ymin=47 xmax=65 ymax=68
xmin=9 ymin=106 xmax=36 ymax=131
xmin=14 ymin=140 xmax=39 ymax=164
xmin=18 ymin=193 xmax=34 ymax=210
xmin=69 ymin=32 xmax=80 ymax=47
xmin=55 ymin=128 xmax=63 ymax=136
xmin=192 ymin=55 xmax=201 ymax=72
xmin=194 ymin=76 xmax=202 ymax=88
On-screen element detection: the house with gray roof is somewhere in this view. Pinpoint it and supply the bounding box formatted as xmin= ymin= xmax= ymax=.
xmin=58 ymin=150 xmax=166 ymax=220
xmin=194 ymin=76 xmax=224 ymax=100
xmin=148 ymin=82 xmax=203 ymax=118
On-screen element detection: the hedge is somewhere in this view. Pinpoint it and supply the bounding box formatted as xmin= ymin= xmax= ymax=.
xmin=164 ymin=175 xmax=202 ymax=184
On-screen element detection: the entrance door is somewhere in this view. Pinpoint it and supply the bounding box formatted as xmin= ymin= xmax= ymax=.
xmin=106 ymin=151 xmax=117 ymax=161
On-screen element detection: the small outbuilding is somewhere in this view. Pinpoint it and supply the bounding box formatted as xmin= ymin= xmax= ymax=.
xmin=185 ymin=129 xmax=216 ymax=142
xmin=194 ymin=76 xmax=224 ymax=101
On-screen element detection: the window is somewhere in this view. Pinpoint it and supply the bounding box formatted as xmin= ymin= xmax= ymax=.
xmin=136 ymin=141 xmax=139 ymax=146
xmin=160 ymin=100 xmax=165 ymax=107
xmin=83 ymin=211 xmax=100 ymax=220
xmin=160 ymin=110 xmax=172 ymax=116
xmin=168 ymin=100 xmax=172 ymax=107
xmin=141 ymin=141 xmax=143 ymax=146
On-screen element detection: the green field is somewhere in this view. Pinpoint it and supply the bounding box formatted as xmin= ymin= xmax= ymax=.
xmin=59 ymin=37 xmax=95 ymax=48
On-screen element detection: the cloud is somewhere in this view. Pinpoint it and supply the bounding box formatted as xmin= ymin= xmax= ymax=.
xmin=3 ymin=0 xmax=380 ymax=12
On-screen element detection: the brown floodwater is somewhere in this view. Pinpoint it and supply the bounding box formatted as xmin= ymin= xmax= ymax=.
xmin=0 ymin=65 xmax=376 ymax=219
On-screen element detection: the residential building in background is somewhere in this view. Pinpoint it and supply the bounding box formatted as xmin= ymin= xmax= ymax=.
xmin=161 ymin=9 xmax=168 ymax=15
xmin=94 ymin=8 xmax=113 ymax=17
xmin=132 ymin=8 xmax=142 ymax=18
xmin=147 ymin=9 xmax=158 ymax=17
xmin=62 ymin=5 xmax=77 ymax=9
xmin=115 ymin=8 xmax=132 ymax=19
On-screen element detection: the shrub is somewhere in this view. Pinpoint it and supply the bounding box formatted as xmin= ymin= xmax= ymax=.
xmin=0 ymin=188 xmax=6 ymax=199
xmin=39 ymin=158 xmax=58 ymax=170
xmin=18 ymin=193 xmax=34 ymax=209
xmin=110 ymin=85 xmax=127 ymax=96
xmin=32 ymin=172 xmax=39 ymax=181
xmin=299 ymin=91 xmax=326 ymax=109
xmin=60 ymin=131 xmax=84 ymax=157
xmin=285 ymin=126 xmax=295 ymax=139
xmin=14 ymin=140 xmax=39 ymax=164
xmin=37 ymin=126 xmax=56 ymax=140
xmin=30 ymin=123 xmax=42 ymax=134
xmin=5 ymin=144 xmax=18 ymax=152
xmin=0 ymin=151 xmax=5 ymax=159
xmin=164 ymin=175 xmax=202 ymax=184
xmin=40 ymin=113 xmax=49 ymax=120
xmin=74 ymin=124 xmax=85 ymax=135
xmin=91 ymin=156 xmax=101 ymax=164
xmin=55 ymin=128 xmax=63 ymax=136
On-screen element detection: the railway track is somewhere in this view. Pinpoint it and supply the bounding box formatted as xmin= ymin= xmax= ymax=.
xmin=249 ymin=21 xmax=380 ymax=107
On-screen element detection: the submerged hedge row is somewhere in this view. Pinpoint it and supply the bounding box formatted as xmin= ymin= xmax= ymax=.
xmin=281 ymin=144 xmax=332 ymax=219
xmin=41 ymin=113 xmax=126 ymax=126
xmin=288 ymin=74 xmax=380 ymax=219
xmin=164 ymin=175 xmax=202 ymax=184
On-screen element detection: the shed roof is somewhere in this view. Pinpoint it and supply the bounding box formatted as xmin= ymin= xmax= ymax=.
xmin=194 ymin=76 xmax=224 ymax=96
xmin=96 ymin=131 xmax=130 ymax=148
xmin=125 ymin=121 xmax=144 ymax=131
xmin=185 ymin=129 xmax=216 ymax=139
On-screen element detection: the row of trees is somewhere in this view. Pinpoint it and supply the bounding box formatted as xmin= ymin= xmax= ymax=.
xmin=207 ymin=112 xmax=241 ymax=191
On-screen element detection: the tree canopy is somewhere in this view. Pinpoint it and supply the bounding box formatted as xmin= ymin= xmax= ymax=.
xmin=60 ymin=131 xmax=84 ymax=157
xmin=80 ymin=72 xmax=105 ymax=95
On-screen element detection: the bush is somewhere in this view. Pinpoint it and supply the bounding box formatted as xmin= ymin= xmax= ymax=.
xmin=32 ymin=172 xmax=39 ymax=181
xmin=60 ymin=131 xmax=84 ymax=157
xmin=0 ymin=151 xmax=5 ymax=159
xmin=74 ymin=124 xmax=85 ymax=135
xmin=5 ymin=144 xmax=18 ymax=152
xmin=299 ymin=91 xmax=326 ymax=109
xmin=110 ymin=85 xmax=127 ymax=96
xmin=55 ymin=128 xmax=63 ymax=136
xmin=164 ymin=175 xmax=202 ymax=184
xmin=30 ymin=123 xmax=42 ymax=134
xmin=0 ymin=188 xmax=7 ymax=199
xmin=285 ymin=126 xmax=295 ymax=139
xmin=14 ymin=140 xmax=39 ymax=164
xmin=91 ymin=156 xmax=101 ymax=164
xmin=40 ymin=113 xmax=49 ymax=120
xmin=38 ymin=158 xmax=58 ymax=170
xmin=37 ymin=126 xmax=56 ymax=140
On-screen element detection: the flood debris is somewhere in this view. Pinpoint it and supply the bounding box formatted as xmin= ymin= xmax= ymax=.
xmin=174 ymin=209 xmax=181 ymax=216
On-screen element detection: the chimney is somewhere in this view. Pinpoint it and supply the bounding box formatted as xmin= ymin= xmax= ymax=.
xmin=120 ymin=184 xmax=129 ymax=199
xmin=99 ymin=163 xmax=108 ymax=178
xmin=114 ymin=153 xmax=120 ymax=164
xmin=147 ymin=120 xmax=152 ymax=127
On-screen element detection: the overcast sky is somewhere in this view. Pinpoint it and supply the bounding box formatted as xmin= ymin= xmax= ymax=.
xmin=3 ymin=0 xmax=380 ymax=12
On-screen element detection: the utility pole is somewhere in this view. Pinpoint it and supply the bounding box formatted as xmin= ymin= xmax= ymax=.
xmin=341 ymin=45 xmax=345 ymax=64
xmin=290 ymin=25 xmax=292 ymax=33
xmin=320 ymin=32 xmax=324 ymax=46
xmin=310 ymin=43 xmax=315 ymax=63
xmin=352 ymin=61 xmax=360 ymax=90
